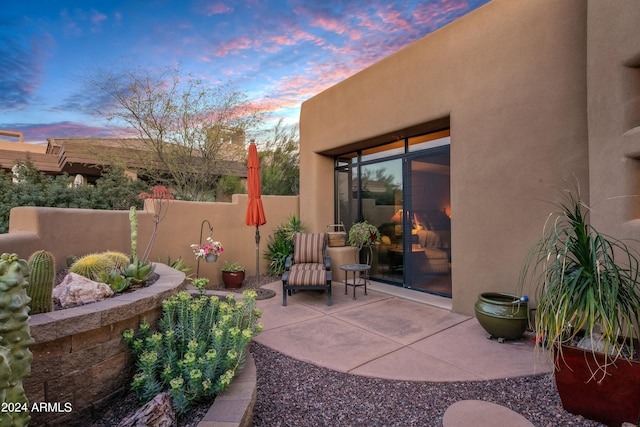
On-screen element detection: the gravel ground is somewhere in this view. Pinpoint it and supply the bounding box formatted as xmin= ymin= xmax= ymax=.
xmin=250 ymin=342 xmax=605 ymax=427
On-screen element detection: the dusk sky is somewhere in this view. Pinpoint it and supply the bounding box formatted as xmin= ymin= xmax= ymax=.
xmin=1 ymin=0 xmax=489 ymax=144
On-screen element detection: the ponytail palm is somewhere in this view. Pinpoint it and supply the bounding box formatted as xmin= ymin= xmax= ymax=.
xmin=518 ymin=190 xmax=640 ymax=365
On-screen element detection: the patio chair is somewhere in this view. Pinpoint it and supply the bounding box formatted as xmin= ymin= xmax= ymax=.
xmin=282 ymin=232 xmax=332 ymax=306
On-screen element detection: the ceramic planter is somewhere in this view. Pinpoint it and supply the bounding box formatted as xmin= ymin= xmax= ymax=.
xmin=474 ymin=292 xmax=529 ymax=342
xmin=205 ymin=253 xmax=218 ymax=263
xmin=555 ymin=343 xmax=640 ymax=426
xmin=222 ymin=270 xmax=244 ymax=289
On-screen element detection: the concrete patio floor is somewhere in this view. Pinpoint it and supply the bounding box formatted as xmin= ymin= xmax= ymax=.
xmin=253 ymin=280 xmax=553 ymax=382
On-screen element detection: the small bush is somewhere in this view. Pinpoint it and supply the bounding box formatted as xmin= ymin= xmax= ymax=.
xmin=123 ymin=290 xmax=263 ymax=416
xmin=263 ymin=215 xmax=304 ymax=275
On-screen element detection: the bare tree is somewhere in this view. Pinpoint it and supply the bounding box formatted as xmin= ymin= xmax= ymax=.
xmin=88 ymin=64 xmax=263 ymax=200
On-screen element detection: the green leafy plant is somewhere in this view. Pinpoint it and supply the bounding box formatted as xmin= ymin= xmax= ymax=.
xmin=518 ymin=189 xmax=640 ymax=366
xmin=263 ymin=215 xmax=305 ymax=275
xmin=160 ymin=256 xmax=193 ymax=275
xmin=348 ymin=220 xmax=380 ymax=250
xmin=123 ymin=290 xmax=263 ymax=416
xmin=191 ymin=277 xmax=209 ymax=295
xmin=222 ymin=261 xmax=245 ymax=272
xmin=98 ymin=269 xmax=131 ymax=293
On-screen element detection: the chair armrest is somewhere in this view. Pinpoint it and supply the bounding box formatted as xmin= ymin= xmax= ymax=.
xmin=285 ymin=256 xmax=292 ymax=271
xmin=325 ymin=256 xmax=331 ymax=270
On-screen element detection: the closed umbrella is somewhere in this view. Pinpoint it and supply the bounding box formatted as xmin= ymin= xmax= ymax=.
xmin=245 ymin=142 xmax=266 ymax=282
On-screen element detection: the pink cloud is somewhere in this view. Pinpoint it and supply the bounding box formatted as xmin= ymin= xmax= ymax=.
xmin=215 ymin=37 xmax=253 ymax=56
xmin=91 ymin=10 xmax=107 ymax=26
xmin=204 ymin=2 xmax=233 ymax=16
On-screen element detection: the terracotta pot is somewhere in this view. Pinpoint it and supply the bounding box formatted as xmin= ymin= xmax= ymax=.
xmin=222 ymin=270 xmax=244 ymax=289
xmin=474 ymin=292 xmax=529 ymax=342
xmin=555 ymin=343 xmax=640 ymax=426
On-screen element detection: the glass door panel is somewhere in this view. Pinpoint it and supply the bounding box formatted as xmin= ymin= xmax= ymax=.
xmin=404 ymin=147 xmax=451 ymax=296
xmin=360 ymin=159 xmax=403 ymax=282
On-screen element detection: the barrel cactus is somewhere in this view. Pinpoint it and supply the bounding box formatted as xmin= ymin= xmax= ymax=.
xmin=101 ymin=251 xmax=130 ymax=270
xmin=27 ymin=250 xmax=55 ymax=314
xmin=0 ymin=253 xmax=35 ymax=427
xmin=69 ymin=253 xmax=111 ymax=280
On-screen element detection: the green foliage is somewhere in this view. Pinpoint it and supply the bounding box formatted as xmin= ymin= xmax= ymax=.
xmin=258 ymin=120 xmax=300 ymax=196
xmin=191 ymin=277 xmax=209 ymax=295
xmin=215 ymin=175 xmax=244 ymax=201
xmin=221 ymin=261 xmax=245 ymax=272
xmin=121 ymin=258 xmax=155 ymax=285
xmin=263 ymin=215 xmax=305 ymax=275
xmin=123 ymin=290 xmax=263 ymax=416
xmin=0 ymin=160 xmax=150 ymax=234
xmin=159 ymin=256 xmax=193 ymax=275
xmin=27 ymin=250 xmax=55 ymax=314
xmin=518 ymin=189 xmax=640 ymax=365
xmin=348 ymin=221 xmax=381 ymax=250
xmin=0 ymin=253 xmax=34 ymax=427
xmin=98 ymin=269 xmax=131 ymax=293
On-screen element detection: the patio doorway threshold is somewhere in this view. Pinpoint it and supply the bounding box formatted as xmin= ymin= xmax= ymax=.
xmin=368 ymin=280 xmax=452 ymax=311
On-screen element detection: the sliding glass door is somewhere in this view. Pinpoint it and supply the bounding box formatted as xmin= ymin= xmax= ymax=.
xmin=403 ymin=147 xmax=451 ymax=296
xmin=335 ymin=130 xmax=451 ymax=297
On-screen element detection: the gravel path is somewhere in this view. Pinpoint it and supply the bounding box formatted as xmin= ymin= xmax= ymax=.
xmin=250 ymin=342 xmax=604 ymax=427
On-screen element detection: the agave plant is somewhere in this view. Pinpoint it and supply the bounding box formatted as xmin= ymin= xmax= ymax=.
xmin=518 ymin=188 xmax=640 ymax=364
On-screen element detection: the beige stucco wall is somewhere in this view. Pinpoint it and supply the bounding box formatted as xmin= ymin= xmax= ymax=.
xmin=587 ymin=1 xmax=640 ymax=241
xmin=299 ymin=1 xmax=590 ymax=315
xmin=0 ymin=194 xmax=299 ymax=284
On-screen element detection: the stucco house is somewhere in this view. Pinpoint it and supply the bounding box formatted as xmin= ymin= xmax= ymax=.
xmin=298 ymin=0 xmax=640 ymax=316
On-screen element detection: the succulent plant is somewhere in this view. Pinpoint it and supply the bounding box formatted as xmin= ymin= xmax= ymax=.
xmin=69 ymin=253 xmax=111 ymax=280
xmin=0 ymin=253 xmax=35 ymax=427
xmin=27 ymin=250 xmax=55 ymax=314
xmin=100 ymin=251 xmax=131 ymax=270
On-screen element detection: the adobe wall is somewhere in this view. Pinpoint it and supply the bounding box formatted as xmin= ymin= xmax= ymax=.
xmin=0 ymin=194 xmax=299 ymax=284
xmin=299 ymin=1 xmax=589 ymax=315
xmin=586 ymin=2 xmax=640 ymax=241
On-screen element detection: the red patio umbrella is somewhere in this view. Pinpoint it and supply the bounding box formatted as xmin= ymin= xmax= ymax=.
xmin=245 ymin=142 xmax=266 ymax=282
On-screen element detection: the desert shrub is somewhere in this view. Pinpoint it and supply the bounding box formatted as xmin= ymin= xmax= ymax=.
xmin=263 ymin=215 xmax=304 ymax=275
xmin=0 ymin=161 xmax=150 ymax=233
xmin=123 ymin=290 xmax=263 ymax=416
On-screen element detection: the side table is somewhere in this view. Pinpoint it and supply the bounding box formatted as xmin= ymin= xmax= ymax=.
xmin=340 ymin=263 xmax=371 ymax=299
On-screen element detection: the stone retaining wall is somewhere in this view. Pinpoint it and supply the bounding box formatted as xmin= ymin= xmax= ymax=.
xmin=23 ymin=264 xmax=185 ymax=426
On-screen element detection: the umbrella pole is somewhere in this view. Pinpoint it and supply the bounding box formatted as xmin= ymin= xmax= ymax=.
xmin=255 ymin=225 xmax=260 ymax=283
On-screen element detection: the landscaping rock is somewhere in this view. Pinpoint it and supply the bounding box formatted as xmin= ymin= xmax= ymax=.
xmin=52 ymin=272 xmax=113 ymax=307
xmin=118 ymin=392 xmax=176 ymax=427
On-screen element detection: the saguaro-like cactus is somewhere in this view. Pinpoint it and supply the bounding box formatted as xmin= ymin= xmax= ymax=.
xmin=27 ymin=250 xmax=55 ymax=314
xmin=0 ymin=253 xmax=35 ymax=427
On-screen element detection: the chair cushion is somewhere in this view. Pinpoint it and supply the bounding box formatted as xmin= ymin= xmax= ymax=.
xmin=290 ymin=263 xmax=325 ymax=272
xmin=293 ymin=233 xmax=326 ymax=264
xmin=287 ymin=269 xmax=327 ymax=286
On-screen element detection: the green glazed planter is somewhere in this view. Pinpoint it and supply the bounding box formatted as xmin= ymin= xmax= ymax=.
xmin=474 ymin=292 xmax=529 ymax=342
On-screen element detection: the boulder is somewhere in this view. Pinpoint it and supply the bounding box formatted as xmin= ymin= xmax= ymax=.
xmin=118 ymin=392 xmax=176 ymax=427
xmin=52 ymin=273 xmax=114 ymax=308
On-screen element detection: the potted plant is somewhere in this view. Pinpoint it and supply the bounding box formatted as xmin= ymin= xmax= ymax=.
xmin=221 ymin=261 xmax=245 ymax=289
xmin=517 ymin=189 xmax=640 ymax=426
xmin=348 ymin=220 xmax=381 ymax=264
xmin=190 ymin=237 xmax=224 ymax=262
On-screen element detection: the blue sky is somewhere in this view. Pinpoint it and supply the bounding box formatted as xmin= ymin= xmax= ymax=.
xmin=1 ymin=0 xmax=489 ymax=144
